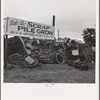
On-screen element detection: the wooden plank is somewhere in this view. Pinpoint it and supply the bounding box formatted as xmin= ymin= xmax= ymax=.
xmin=4 ymin=17 xmax=9 ymax=67
xmin=4 ymin=35 xmax=8 ymax=67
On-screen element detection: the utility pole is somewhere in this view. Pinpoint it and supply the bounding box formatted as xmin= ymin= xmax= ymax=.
xmin=52 ymin=15 xmax=55 ymax=26
xmin=50 ymin=15 xmax=55 ymax=52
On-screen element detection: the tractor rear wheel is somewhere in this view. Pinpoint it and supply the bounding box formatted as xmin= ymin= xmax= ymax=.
xmin=52 ymin=51 xmax=64 ymax=64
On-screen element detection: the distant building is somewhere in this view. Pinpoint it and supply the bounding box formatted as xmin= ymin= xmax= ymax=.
xmin=56 ymin=37 xmax=64 ymax=42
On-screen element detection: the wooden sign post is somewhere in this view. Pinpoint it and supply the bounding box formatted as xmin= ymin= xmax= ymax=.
xmin=4 ymin=35 xmax=8 ymax=67
xmin=4 ymin=17 xmax=9 ymax=67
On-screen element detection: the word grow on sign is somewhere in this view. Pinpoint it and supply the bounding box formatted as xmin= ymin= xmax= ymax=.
xmin=4 ymin=17 xmax=55 ymax=40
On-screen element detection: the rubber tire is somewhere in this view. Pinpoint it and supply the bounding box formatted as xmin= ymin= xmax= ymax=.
xmin=52 ymin=51 xmax=64 ymax=64
xmin=8 ymin=56 xmax=23 ymax=61
xmin=23 ymin=58 xmax=39 ymax=68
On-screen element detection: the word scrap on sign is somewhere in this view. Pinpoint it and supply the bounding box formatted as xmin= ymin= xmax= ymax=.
xmin=4 ymin=17 xmax=55 ymax=40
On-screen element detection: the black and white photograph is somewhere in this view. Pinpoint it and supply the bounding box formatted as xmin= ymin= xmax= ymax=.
xmin=3 ymin=0 xmax=96 ymax=84
xmin=1 ymin=0 xmax=99 ymax=100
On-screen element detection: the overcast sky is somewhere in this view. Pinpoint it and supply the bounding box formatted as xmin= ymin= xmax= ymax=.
xmin=4 ymin=0 xmax=96 ymax=40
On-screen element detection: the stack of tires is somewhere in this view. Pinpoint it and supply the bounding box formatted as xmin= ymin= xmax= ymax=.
xmin=8 ymin=53 xmax=24 ymax=64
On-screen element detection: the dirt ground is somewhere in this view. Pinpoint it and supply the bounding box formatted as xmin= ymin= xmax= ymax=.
xmin=4 ymin=63 xmax=95 ymax=83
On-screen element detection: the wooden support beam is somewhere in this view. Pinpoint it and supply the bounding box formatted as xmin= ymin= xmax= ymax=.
xmin=4 ymin=35 xmax=8 ymax=67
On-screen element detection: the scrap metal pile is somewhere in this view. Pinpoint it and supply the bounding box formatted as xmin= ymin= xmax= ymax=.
xmin=6 ymin=36 xmax=95 ymax=70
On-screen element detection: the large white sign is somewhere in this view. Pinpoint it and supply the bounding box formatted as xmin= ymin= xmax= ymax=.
xmin=4 ymin=17 xmax=55 ymax=40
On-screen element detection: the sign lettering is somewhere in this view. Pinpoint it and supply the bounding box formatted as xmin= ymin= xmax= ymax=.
xmin=4 ymin=17 xmax=55 ymax=40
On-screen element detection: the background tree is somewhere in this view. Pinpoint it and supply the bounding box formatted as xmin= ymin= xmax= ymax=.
xmin=82 ymin=28 xmax=96 ymax=47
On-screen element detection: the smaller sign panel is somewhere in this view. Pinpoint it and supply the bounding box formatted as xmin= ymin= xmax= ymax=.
xmin=4 ymin=17 xmax=55 ymax=40
xmin=25 ymin=56 xmax=35 ymax=64
xmin=72 ymin=49 xmax=79 ymax=55
xmin=26 ymin=43 xmax=34 ymax=49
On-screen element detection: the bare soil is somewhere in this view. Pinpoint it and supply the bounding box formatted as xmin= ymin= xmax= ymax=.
xmin=4 ymin=63 xmax=95 ymax=83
